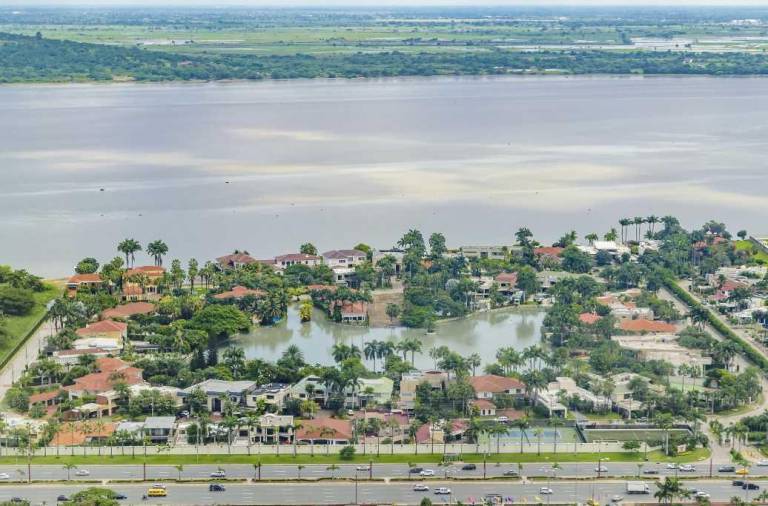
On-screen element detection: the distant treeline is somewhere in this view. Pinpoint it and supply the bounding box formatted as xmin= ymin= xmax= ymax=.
xmin=4 ymin=31 xmax=768 ymax=83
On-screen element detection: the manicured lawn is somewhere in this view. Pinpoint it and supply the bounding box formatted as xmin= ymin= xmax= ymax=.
xmin=581 ymin=412 xmax=623 ymax=421
xmin=0 ymin=449 xmax=709 ymax=466
xmin=0 ymin=282 xmax=61 ymax=365
xmin=735 ymin=240 xmax=768 ymax=264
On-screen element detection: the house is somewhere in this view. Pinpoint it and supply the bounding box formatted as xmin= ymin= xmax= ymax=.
xmin=216 ymin=252 xmax=257 ymax=269
xmin=64 ymin=357 xmax=145 ymax=402
xmin=179 ymin=379 xmax=257 ymax=412
xmin=274 ymin=253 xmax=322 ymax=269
xmin=66 ymin=273 xmax=104 ymax=297
xmin=73 ymin=320 xmax=127 ymax=351
xmin=398 ymin=370 xmax=450 ymax=411
xmin=596 ymin=295 xmax=654 ymax=320
xmin=28 ymin=389 xmax=64 ymax=411
xmin=142 ymin=416 xmax=176 ymax=444
xmin=122 ymin=266 xmax=165 ymax=302
xmin=101 ymin=302 xmax=156 ymax=320
xmin=469 ymin=375 xmax=526 ymax=399
xmin=291 ymin=375 xmax=329 ymax=405
xmin=372 ymin=249 xmax=404 ymax=275
xmin=346 ymin=377 xmax=394 ymax=408
xmin=127 ymin=384 xmax=184 ymax=407
xmin=460 ymin=245 xmax=508 ymax=260
xmin=213 ymin=285 xmax=267 ymax=300
xmin=338 ymin=301 xmax=368 ymax=324
xmin=322 ymin=249 xmax=367 ymax=268
xmin=53 ymin=348 xmax=111 ymax=367
xmin=608 ymin=372 xmax=659 ymax=416
xmin=611 ymin=334 xmax=711 ymax=368
xmin=470 ymin=398 xmax=496 ymax=417
xmin=579 ymin=312 xmax=602 ymax=325
xmin=249 ymin=413 xmax=294 ymax=444
xmin=618 ymin=319 xmax=678 ymax=333
xmin=544 ymin=376 xmax=609 ymax=413
xmin=534 ymin=247 xmax=564 ymax=261
xmin=330 ymin=266 xmax=358 ymax=287
xmin=247 ymin=383 xmax=292 ymax=410
xmin=295 ymin=417 xmax=353 ymax=445
xmin=51 ymin=422 xmax=116 ymax=446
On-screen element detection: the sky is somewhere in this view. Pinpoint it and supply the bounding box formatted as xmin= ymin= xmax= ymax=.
xmin=8 ymin=0 xmax=768 ymax=6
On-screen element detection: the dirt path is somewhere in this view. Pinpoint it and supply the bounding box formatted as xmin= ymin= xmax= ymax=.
xmin=368 ymin=285 xmax=404 ymax=328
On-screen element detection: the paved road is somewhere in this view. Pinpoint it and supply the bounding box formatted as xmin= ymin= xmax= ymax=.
xmin=0 ymin=461 xmax=765 ymax=482
xmin=0 ymin=479 xmax=766 ymax=505
xmin=0 ymin=320 xmax=54 ymax=401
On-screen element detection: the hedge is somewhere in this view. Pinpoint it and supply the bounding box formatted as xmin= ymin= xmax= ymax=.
xmin=663 ymin=277 xmax=768 ymax=372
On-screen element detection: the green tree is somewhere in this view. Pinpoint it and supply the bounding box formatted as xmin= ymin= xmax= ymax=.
xmin=75 ymin=257 xmax=99 ymax=274
xmin=300 ymin=243 xmax=318 ymax=256
xmin=117 ymin=238 xmax=142 ymax=268
xmin=146 ymin=240 xmax=169 ymax=266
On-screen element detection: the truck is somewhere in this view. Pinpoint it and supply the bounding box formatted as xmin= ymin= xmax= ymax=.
xmin=626 ymin=482 xmax=650 ymax=494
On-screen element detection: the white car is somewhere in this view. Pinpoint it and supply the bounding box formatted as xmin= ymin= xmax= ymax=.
xmin=611 ymin=495 xmax=624 ymax=502
xmin=595 ymin=465 xmax=608 ymax=472
xmin=695 ymin=492 xmax=711 ymax=499
xmin=757 ymin=460 xmax=768 ymax=467
xmin=0 ymin=473 xmax=9 ymax=480
xmin=679 ymin=464 xmax=695 ymax=472
xmin=666 ymin=463 xmax=678 ymax=470
xmin=434 ymin=487 xmax=451 ymax=495
xmin=356 ymin=465 xmax=371 ymax=472
xmin=419 ymin=469 xmax=435 ymax=477
xmin=74 ymin=469 xmax=90 ymax=477
xmin=210 ymin=470 xmax=226 ymax=478
xmin=496 ymin=416 xmax=509 ymax=422
xmin=540 ymin=487 xmax=553 ymax=495
xmin=413 ymin=484 xmax=429 ymax=492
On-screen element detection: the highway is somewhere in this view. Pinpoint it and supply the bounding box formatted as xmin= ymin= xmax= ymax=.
xmin=0 ymin=479 xmax=766 ymax=505
xmin=0 ymin=460 xmax=761 ymax=482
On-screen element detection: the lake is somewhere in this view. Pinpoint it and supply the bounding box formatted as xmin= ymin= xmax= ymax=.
xmin=1 ymin=76 xmax=767 ymax=276
xmin=228 ymin=305 xmax=545 ymax=368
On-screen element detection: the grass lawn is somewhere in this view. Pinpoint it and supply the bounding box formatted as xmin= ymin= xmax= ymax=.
xmin=735 ymin=240 xmax=768 ymax=264
xmin=0 ymin=282 xmax=61 ymax=366
xmin=582 ymin=412 xmax=623 ymax=422
xmin=0 ymin=449 xmax=709 ymax=466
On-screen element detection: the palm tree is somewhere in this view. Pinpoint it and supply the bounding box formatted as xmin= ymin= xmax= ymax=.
xmin=533 ymin=427 xmax=544 ymax=456
xmin=466 ymin=353 xmax=481 ymax=376
xmin=632 ymin=216 xmax=645 ymax=242
xmin=326 ymin=464 xmax=340 ymax=479
xmin=117 ymin=238 xmax=142 ymax=268
xmin=655 ymin=477 xmax=685 ymax=504
xmin=548 ymin=418 xmax=563 ymax=454
xmin=654 ymin=413 xmax=674 ymax=456
xmin=63 ymin=463 xmax=77 ymax=481
xmin=604 ymin=228 xmax=618 ymax=242
xmin=253 ymin=462 xmax=262 ymax=481
xmin=174 ymin=464 xmax=184 ymax=481
xmin=146 ymin=240 xmax=169 ymax=266
xmin=514 ymin=417 xmax=529 ymax=454
xmin=488 ymin=423 xmax=508 ymax=454
xmin=618 ymin=218 xmax=631 ymax=244
xmin=585 ymin=233 xmax=599 ymax=245
xmin=647 ymin=215 xmax=659 ymax=236
xmin=297 ymin=465 xmax=305 ymax=479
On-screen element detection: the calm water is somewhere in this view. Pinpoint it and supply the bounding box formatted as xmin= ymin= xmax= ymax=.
xmin=1 ymin=76 xmax=768 ymax=276
xmin=228 ymin=305 xmax=544 ymax=368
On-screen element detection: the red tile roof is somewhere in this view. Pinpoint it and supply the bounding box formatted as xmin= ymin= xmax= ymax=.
xmin=579 ymin=312 xmax=602 ymax=325
xmin=95 ymin=357 xmax=131 ymax=374
xmin=618 ymin=319 xmax=678 ymax=333
xmin=340 ymin=301 xmax=367 ymax=316
xmin=534 ymin=247 xmax=564 ymax=257
xmin=469 ymin=375 xmax=525 ymax=394
xmin=213 ymin=285 xmax=267 ymax=300
xmin=65 ymin=367 xmax=144 ymax=394
xmin=101 ymin=302 xmax=155 ymax=319
xmin=52 ymin=422 xmax=116 ymax=446
xmin=495 ymin=272 xmax=518 ymax=285
xmin=216 ymin=253 xmax=257 ymax=266
xmin=295 ymin=418 xmax=353 ymax=441
xmin=470 ymin=399 xmax=496 ymax=410
xmin=121 ymin=285 xmax=144 ymax=296
xmin=29 ymin=389 xmax=63 ymax=405
xmin=125 ymin=266 xmax=165 ymax=277
xmin=415 ymin=422 xmax=433 ymax=444
xmin=307 ymin=284 xmax=338 ymax=292
xmin=75 ymin=320 xmax=127 ymax=336
xmin=67 ymin=273 xmax=102 ymax=284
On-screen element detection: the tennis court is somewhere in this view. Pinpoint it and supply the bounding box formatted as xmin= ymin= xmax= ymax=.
xmin=489 ymin=427 xmax=582 ymax=444
xmin=582 ymin=428 xmax=689 ymax=443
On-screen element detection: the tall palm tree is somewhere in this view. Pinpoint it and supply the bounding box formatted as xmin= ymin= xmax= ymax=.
xmin=63 ymin=463 xmax=77 ymax=481
xmin=466 ymin=353 xmax=481 ymax=376
xmin=117 ymin=238 xmax=142 ymax=268
xmin=633 ymin=216 xmax=645 ymax=242
xmin=175 ymin=464 xmax=184 ymax=481
xmin=618 ymin=218 xmax=631 ymax=244
xmin=654 ymin=477 xmax=685 ymax=504
xmin=146 ymin=240 xmax=169 ymax=266
xmin=364 ymin=341 xmax=379 ymax=372
xmin=647 ymin=215 xmax=659 ymax=236
xmin=514 ymin=417 xmax=529 ymax=454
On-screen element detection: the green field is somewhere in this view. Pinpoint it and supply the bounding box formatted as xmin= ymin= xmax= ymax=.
xmin=735 ymin=240 xmax=768 ymax=264
xmin=0 ymin=282 xmax=61 ymax=366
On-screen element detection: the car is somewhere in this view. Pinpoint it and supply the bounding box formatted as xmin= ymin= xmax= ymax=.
xmin=643 ymin=469 xmax=659 ymax=475
xmin=540 ymin=487 xmax=553 ymax=495
xmin=736 ymin=468 xmax=751 ymax=475
xmin=733 ymin=480 xmax=745 ymax=487
xmin=611 ymin=495 xmax=624 ymax=502
xmin=758 ymin=460 xmax=768 ymax=467
xmin=496 ymin=416 xmax=509 ymax=423
xmin=57 ymin=496 xmax=69 ymax=502
xmin=151 ymin=484 xmax=167 ymax=490
xmin=666 ymin=463 xmax=678 ymax=470
xmin=743 ymin=483 xmax=760 ymax=491
xmin=461 ymin=464 xmax=477 ymax=471
xmin=595 ymin=465 xmax=608 ymax=473
xmin=0 ymin=473 xmax=9 ymax=480
xmin=409 ymin=467 xmax=424 ymax=474
xmin=679 ymin=464 xmax=695 ymax=472
xmin=413 ymin=484 xmax=430 ymax=492
xmin=419 ymin=469 xmax=435 ymax=477
xmin=210 ymin=470 xmax=226 ymax=478
xmin=434 ymin=487 xmax=451 ymax=495
xmin=114 ymin=493 xmax=127 ymax=500
xmin=209 ymin=484 xmax=226 ymax=492
xmin=75 ymin=469 xmax=90 ymax=476
xmin=719 ymin=466 xmax=736 ymax=473
xmin=356 ymin=465 xmax=371 ymax=472
xmin=178 ymin=410 xmax=189 ymax=418
xmin=503 ymin=470 xmax=520 ymax=477
xmin=9 ymin=498 xmax=24 ymax=504
xmin=695 ymin=492 xmax=711 ymax=499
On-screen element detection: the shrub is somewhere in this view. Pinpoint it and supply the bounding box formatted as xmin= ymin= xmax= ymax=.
xmin=0 ymin=286 xmax=35 ymax=316
xmin=339 ymin=445 xmax=356 ymax=460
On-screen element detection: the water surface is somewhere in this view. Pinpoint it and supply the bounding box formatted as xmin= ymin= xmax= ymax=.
xmin=1 ymin=76 xmax=767 ymax=275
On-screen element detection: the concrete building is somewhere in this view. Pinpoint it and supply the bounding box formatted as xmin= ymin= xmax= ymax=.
xmin=459 ymin=245 xmax=508 ymax=260
xmin=398 ymin=370 xmax=448 ymax=411
xmin=179 ymin=379 xmax=257 ymax=412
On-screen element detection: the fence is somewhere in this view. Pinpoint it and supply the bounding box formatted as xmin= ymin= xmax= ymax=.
xmin=3 ymin=441 xmax=646 ymax=458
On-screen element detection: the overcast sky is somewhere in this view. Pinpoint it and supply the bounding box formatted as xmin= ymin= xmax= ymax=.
xmin=8 ymin=0 xmax=768 ymax=7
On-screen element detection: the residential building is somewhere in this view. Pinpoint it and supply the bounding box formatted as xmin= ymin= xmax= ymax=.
xmin=66 ymin=273 xmax=104 ymax=297
xmin=213 ymin=285 xmax=267 ymax=300
xmin=468 ymin=375 xmax=526 ymax=399
xmin=398 ymin=371 xmax=448 ymax=411
xmin=372 ymin=249 xmax=404 ymax=275
xmin=337 ymin=300 xmax=368 ymax=324
xmin=64 ymin=360 xmax=145 ymax=400
xmin=322 ymin=249 xmax=367 ymax=268
xmin=28 ymin=389 xmax=64 ymax=412
xmin=469 ymin=399 xmax=496 ymax=417
xmin=179 ymin=379 xmax=257 ymax=412
xmin=274 ymin=253 xmax=322 ymax=269
xmin=247 ymin=383 xmax=292 ymax=410
xmin=216 ymin=252 xmax=257 ymax=269
xmin=127 ymin=384 xmax=183 ymax=407
xmin=250 ymin=413 xmax=294 ymax=444
xmin=295 ymin=417 xmax=353 ymax=445
xmin=101 ymin=302 xmax=156 ymax=320
xmin=460 ymin=245 xmax=508 ymax=260
xmin=53 ymin=348 xmax=111 ymax=367
xmin=73 ymin=320 xmax=127 ymax=351
xmin=142 ymin=416 xmax=176 ymax=444
xmin=122 ymin=266 xmax=165 ymax=302
xmin=347 ymin=377 xmax=394 ymax=408
xmin=291 ymin=375 xmax=328 ymax=404
xmin=617 ymin=319 xmax=678 ymax=333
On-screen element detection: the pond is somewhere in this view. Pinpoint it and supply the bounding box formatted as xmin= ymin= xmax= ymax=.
xmin=227 ymin=305 xmax=545 ymax=369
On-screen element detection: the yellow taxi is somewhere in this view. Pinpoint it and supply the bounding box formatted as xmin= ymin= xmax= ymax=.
xmin=148 ymin=488 xmax=168 ymax=497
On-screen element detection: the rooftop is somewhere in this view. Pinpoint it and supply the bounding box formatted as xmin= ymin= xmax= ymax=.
xmin=101 ymin=302 xmax=156 ymax=319
xmin=75 ymin=320 xmax=127 ymax=336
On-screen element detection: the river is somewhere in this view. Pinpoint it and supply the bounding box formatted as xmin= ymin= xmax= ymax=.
xmin=1 ymin=76 xmax=767 ymax=276
xmin=228 ymin=305 xmax=545 ymax=368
